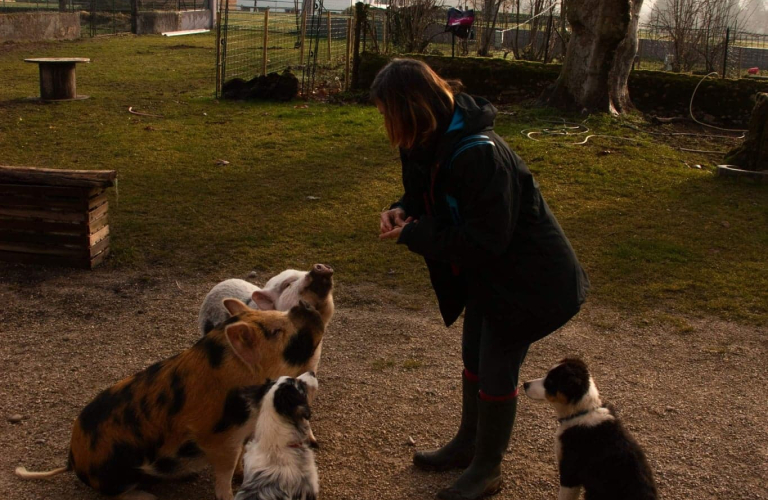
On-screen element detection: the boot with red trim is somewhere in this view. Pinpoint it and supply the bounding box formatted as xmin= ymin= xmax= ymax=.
xmin=413 ymin=371 xmax=479 ymax=471
xmin=436 ymin=395 xmax=517 ymax=500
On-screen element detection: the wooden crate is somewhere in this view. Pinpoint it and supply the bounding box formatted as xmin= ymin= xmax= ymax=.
xmin=0 ymin=166 xmax=117 ymax=269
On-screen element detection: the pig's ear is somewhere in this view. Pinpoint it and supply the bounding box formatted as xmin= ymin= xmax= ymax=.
xmin=251 ymin=290 xmax=277 ymax=310
xmin=224 ymin=322 xmax=261 ymax=367
xmin=223 ymin=298 xmax=251 ymax=316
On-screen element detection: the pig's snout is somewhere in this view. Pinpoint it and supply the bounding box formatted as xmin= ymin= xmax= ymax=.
xmin=310 ymin=264 xmax=333 ymax=277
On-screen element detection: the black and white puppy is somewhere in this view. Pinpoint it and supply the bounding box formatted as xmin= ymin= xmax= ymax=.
xmin=235 ymin=372 xmax=319 ymax=500
xmin=523 ymin=358 xmax=658 ymax=500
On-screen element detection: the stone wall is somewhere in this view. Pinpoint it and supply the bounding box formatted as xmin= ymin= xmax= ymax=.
xmin=135 ymin=9 xmax=211 ymax=35
xmin=0 ymin=12 xmax=80 ymax=42
xmin=358 ymin=54 xmax=768 ymax=125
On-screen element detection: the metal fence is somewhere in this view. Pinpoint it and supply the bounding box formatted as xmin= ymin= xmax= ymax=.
xmin=357 ymin=5 xmax=768 ymax=78
xmin=0 ymin=0 xmax=61 ymax=11
xmin=1 ymin=0 xmax=208 ymax=36
xmin=358 ymin=6 xmax=565 ymax=63
xmin=216 ymin=0 xmax=353 ymax=97
xmin=137 ymin=0 xmax=208 ymax=9
xmin=76 ymin=0 xmax=132 ymax=36
xmin=636 ymin=24 xmax=768 ymax=77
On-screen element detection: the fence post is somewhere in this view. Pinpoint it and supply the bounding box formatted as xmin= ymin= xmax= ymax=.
xmin=327 ymin=11 xmax=332 ymax=61
xmin=722 ymin=27 xmax=730 ymax=79
xmin=351 ymin=2 xmax=364 ymax=91
xmin=262 ymin=9 xmax=269 ymax=76
xmin=130 ymin=0 xmax=138 ymax=34
xmin=215 ymin=9 xmax=222 ymax=97
xmin=383 ymin=11 xmax=387 ymax=54
xmin=345 ymin=17 xmax=352 ymax=91
xmin=299 ymin=7 xmax=308 ymax=66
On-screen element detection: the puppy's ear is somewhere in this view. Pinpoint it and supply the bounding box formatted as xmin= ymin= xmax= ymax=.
xmin=251 ymin=290 xmax=277 ymax=310
xmin=295 ymin=403 xmax=311 ymax=422
xmin=223 ymin=298 xmax=251 ymax=316
xmin=224 ymin=322 xmax=260 ymax=367
xmin=297 ymin=372 xmax=318 ymax=405
xmin=557 ymin=370 xmax=590 ymax=403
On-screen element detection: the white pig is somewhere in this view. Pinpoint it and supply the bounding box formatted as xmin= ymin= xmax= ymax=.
xmin=198 ymin=264 xmax=334 ymax=336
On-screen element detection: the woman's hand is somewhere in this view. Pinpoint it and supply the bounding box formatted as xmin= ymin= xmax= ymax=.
xmin=380 ymin=208 xmax=410 ymax=233
xmin=380 ymin=208 xmax=413 ymax=240
xmin=379 ymin=224 xmax=409 ymax=240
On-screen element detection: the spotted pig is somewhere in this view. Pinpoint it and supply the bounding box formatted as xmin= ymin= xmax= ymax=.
xmin=16 ymin=299 xmax=325 ymax=500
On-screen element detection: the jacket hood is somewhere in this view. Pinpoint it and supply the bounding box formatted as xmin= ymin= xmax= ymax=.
xmin=453 ymin=93 xmax=497 ymax=134
xmin=432 ymin=93 xmax=497 ymax=165
xmin=401 ymin=93 xmax=497 ymax=168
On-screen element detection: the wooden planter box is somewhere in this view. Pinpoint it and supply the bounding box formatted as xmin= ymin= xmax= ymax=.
xmin=0 ymin=166 xmax=117 ymax=269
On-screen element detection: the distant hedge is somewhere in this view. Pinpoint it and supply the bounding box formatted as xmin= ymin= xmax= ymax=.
xmin=358 ymin=53 xmax=768 ymax=125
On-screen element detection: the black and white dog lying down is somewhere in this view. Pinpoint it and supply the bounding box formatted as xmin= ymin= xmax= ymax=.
xmin=236 ymin=372 xmax=319 ymax=500
xmin=523 ymin=358 xmax=658 ymax=500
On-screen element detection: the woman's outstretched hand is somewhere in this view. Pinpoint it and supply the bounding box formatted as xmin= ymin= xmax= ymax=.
xmin=380 ymin=208 xmax=413 ymax=240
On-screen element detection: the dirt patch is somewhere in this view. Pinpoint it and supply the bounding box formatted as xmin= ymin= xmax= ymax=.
xmin=1 ymin=265 xmax=766 ymax=500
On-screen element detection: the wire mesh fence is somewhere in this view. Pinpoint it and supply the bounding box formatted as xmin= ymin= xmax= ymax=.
xmin=635 ymin=25 xmax=768 ymax=77
xmin=357 ymin=4 xmax=768 ymax=79
xmin=726 ymin=30 xmax=768 ymax=77
xmin=0 ymin=0 xmax=62 ymax=12
xmin=137 ymin=0 xmax=209 ymax=9
xmin=1 ymin=0 xmax=209 ymax=35
xmin=0 ymin=0 xmax=132 ymax=35
xmin=217 ymin=0 xmax=353 ymax=97
xmin=358 ymin=4 xmax=566 ymax=63
xmin=76 ymin=0 xmax=132 ymax=36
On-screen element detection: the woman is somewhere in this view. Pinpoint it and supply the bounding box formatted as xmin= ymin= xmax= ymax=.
xmin=373 ymin=59 xmax=590 ymax=500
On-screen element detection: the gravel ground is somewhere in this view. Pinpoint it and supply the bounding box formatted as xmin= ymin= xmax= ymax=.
xmin=1 ymin=265 xmax=766 ymax=500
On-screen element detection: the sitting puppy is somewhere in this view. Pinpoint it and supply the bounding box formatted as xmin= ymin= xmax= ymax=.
xmin=198 ymin=264 xmax=335 ymax=336
xmin=16 ymin=299 xmax=325 ymax=500
xmin=523 ymin=358 xmax=657 ymax=500
xmin=235 ymin=372 xmax=319 ymax=500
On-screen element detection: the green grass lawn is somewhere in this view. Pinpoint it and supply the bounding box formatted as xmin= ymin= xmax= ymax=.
xmin=1 ymin=33 xmax=766 ymax=324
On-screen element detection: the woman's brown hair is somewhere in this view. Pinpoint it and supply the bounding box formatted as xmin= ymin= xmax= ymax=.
xmin=370 ymin=59 xmax=462 ymax=150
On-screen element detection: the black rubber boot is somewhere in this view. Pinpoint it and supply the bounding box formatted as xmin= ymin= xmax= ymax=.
xmin=436 ymin=397 xmax=517 ymax=500
xmin=413 ymin=375 xmax=479 ymax=471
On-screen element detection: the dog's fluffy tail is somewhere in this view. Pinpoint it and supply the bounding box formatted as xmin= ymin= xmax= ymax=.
xmin=15 ymin=465 xmax=68 ymax=480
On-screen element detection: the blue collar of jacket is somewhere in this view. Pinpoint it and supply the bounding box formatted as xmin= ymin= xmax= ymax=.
xmin=446 ymin=107 xmax=465 ymax=133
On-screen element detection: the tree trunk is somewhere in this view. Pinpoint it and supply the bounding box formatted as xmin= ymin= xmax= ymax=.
xmin=724 ymin=93 xmax=768 ymax=172
xmin=541 ymin=0 xmax=644 ymax=114
xmin=478 ymin=0 xmax=502 ymax=56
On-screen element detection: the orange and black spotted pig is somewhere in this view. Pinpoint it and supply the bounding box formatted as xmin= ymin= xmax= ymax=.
xmin=16 ymin=299 xmax=325 ymax=500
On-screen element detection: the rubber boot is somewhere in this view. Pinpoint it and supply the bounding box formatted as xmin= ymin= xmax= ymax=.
xmin=413 ymin=374 xmax=479 ymax=471
xmin=436 ymin=397 xmax=517 ymax=500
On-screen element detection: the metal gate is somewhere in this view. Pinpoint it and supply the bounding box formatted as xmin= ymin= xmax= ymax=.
xmin=215 ymin=0 xmax=352 ymax=98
